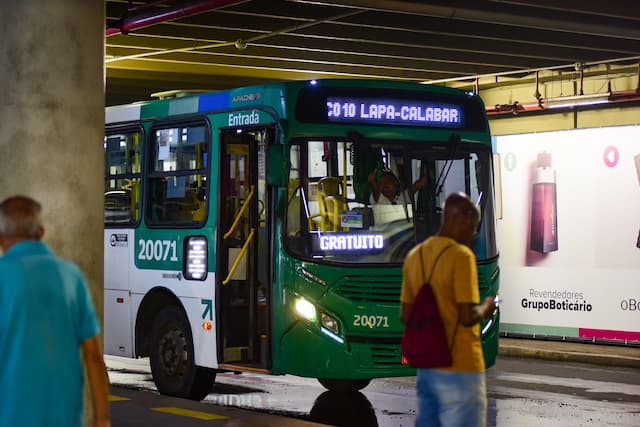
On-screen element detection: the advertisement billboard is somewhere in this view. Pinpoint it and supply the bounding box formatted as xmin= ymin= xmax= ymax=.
xmin=495 ymin=125 xmax=640 ymax=343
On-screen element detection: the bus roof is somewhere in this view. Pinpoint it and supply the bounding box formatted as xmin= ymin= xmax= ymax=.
xmin=105 ymin=79 xmax=480 ymax=125
xmin=105 ymin=82 xmax=287 ymax=124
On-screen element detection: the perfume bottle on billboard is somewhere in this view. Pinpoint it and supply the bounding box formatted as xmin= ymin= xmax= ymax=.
xmin=530 ymin=151 xmax=558 ymax=253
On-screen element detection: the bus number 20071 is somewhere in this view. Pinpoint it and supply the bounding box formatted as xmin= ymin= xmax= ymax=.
xmin=353 ymin=314 xmax=389 ymax=328
xmin=138 ymin=239 xmax=179 ymax=262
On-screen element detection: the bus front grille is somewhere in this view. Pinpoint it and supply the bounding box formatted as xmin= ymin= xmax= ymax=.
xmin=370 ymin=345 xmax=402 ymax=366
xmin=333 ymin=276 xmax=400 ymax=303
xmin=348 ymin=336 xmax=403 ymax=366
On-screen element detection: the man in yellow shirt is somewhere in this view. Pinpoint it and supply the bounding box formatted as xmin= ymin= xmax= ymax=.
xmin=401 ymin=192 xmax=496 ymax=427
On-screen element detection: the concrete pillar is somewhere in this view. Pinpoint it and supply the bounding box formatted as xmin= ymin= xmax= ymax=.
xmin=0 ymin=0 xmax=105 ymax=423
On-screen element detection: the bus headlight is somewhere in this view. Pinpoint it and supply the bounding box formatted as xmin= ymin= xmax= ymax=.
xmin=321 ymin=312 xmax=339 ymax=334
xmin=184 ymin=236 xmax=207 ymax=280
xmin=294 ymin=297 xmax=316 ymax=321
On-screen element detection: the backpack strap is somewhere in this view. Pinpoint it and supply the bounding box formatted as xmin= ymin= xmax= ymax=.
xmin=418 ymin=242 xmax=460 ymax=352
xmin=418 ymin=243 xmax=454 ymax=285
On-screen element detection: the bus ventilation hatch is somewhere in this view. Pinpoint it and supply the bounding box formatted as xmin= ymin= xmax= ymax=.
xmin=333 ymin=276 xmax=400 ymax=303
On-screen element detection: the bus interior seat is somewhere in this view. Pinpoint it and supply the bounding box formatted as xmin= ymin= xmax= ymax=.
xmin=168 ymin=189 xmax=205 ymax=222
xmin=188 ymin=187 xmax=207 ymax=221
xmin=104 ymin=190 xmax=132 ymax=223
xmin=317 ymin=177 xmax=347 ymax=231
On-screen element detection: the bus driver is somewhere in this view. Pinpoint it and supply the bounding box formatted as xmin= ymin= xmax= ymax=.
xmin=368 ymin=169 xmax=428 ymax=205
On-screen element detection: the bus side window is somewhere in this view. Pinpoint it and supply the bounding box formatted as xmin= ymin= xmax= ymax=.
xmin=150 ymin=179 xmax=205 ymax=223
xmin=104 ymin=179 xmax=141 ymax=223
xmin=104 ymin=189 xmax=132 ymax=223
xmin=104 ymin=131 xmax=142 ymax=226
xmin=147 ymin=124 xmax=208 ymax=226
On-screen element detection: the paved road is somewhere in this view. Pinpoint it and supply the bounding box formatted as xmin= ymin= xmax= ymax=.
xmin=486 ymin=357 xmax=640 ymax=427
xmin=109 ymin=385 xmax=325 ymax=427
xmin=107 ymin=355 xmax=640 ymax=426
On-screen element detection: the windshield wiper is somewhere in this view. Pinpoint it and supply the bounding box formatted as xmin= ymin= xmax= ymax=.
xmin=434 ymin=134 xmax=460 ymax=197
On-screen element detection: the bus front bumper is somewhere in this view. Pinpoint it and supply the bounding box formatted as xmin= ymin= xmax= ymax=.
xmin=279 ymin=309 xmax=501 ymax=378
xmin=279 ymin=320 xmax=415 ymax=379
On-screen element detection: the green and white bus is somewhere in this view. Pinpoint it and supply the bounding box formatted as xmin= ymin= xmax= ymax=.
xmin=103 ymin=79 xmax=500 ymax=400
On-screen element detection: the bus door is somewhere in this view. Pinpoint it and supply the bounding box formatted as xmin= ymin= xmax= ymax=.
xmin=217 ymin=126 xmax=271 ymax=369
xmin=103 ymin=128 xmax=142 ymax=358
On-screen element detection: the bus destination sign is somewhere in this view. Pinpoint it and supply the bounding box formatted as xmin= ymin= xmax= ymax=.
xmin=326 ymin=97 xmax=462 ymax=128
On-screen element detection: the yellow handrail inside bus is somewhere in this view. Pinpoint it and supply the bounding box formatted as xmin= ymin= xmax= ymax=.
xmin=222 ymin=227 xmax=255 ymax=285
xmin=223 ymin=185 xmax=255 ymax=240
xmin=342 ymin=142 xmax=348 ymax=199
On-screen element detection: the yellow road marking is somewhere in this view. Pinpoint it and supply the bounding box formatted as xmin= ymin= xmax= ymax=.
xmin=109 ymin=394 xmax=131 ymax=401
xmin=151 ymin=406 xmax=229 ymax=420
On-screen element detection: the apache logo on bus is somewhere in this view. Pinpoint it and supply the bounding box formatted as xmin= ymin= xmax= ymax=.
xmin=232 ymin=92 xmax=262 ymax=103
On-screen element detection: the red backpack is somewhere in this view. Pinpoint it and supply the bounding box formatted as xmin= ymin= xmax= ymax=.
xmin=401 ymin=244 xmax=459 ymax=368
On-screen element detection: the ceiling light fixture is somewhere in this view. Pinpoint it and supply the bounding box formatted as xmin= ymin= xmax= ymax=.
xmin=544 ymin=92 xmax=611 ymax=109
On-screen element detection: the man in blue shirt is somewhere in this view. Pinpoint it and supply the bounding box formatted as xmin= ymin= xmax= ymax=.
xmin=0 ymin=196 xmax=110 ymax=427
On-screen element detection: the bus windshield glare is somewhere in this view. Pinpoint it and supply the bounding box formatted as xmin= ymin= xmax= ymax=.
xmin=285 ymin=138 xmax=498 ymax=264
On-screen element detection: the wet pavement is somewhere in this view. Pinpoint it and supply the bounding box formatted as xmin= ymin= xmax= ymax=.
xmin=486 ymin=357 xmax=640 ymax=426
xmin=109 ymin=385 xmax=326 ymax=426
xmin=107 ymin=338 xmax=640 ymax=426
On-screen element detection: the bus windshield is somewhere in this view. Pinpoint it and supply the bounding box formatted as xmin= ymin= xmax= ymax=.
xmin=285 ymin=138 xmax=497 ymax=264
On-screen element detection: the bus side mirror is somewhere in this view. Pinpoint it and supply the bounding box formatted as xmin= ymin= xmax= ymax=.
xmin=267 ymin=144 xmax=288 ymax=187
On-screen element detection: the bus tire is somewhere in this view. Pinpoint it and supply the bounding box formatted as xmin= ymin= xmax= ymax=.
xmin=149 ymin=306 xmax=215 ymax=400
xmin=317 ymin=378 xmax=371 ymax=393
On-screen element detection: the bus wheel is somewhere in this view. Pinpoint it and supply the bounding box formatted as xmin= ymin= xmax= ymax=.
xmin=317 ymin=379 xmax=371 ymax=393
xmin=149 ymin=306 xmax=215 ymax=400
